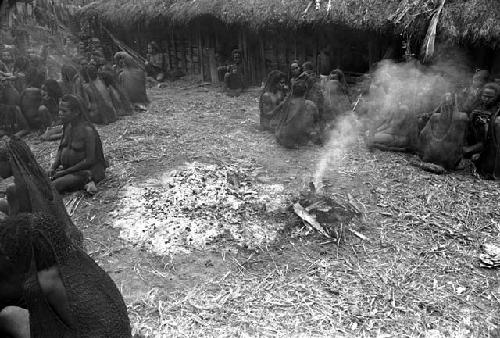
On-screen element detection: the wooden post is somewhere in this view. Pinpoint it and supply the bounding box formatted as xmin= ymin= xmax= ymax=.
xmin=198 ymin=30 xmax=205 ymax=81
xmin=259 ymin=36 xmax=266 ymax=84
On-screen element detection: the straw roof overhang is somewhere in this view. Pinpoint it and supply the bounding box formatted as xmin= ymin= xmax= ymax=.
xmin=79 ymin=0 xmax=500 ymax=47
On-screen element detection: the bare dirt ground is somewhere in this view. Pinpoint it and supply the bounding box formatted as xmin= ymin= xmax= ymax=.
xmin=27 ymin=81 xmax=500 ymax=337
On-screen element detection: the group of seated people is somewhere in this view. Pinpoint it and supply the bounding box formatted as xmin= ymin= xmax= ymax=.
xmin=259 ymin=60 xmax=352 ymax=148
xmin=0 ymin=41 xmax=150 ymax=194
xmin=259 ymin=59 xmax=500 ymax=180
xmin=365 ymin=69 xmax=500 ymax=179
xmin=0 ymin=41 xmax=141 ymax=338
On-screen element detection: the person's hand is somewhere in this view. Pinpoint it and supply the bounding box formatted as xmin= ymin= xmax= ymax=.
xmin=52 ymin=170 xmax=66 ymax=179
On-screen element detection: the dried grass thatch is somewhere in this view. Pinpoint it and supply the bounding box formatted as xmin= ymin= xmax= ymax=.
xmin=79 ymin=0 xmax=500 ymax=46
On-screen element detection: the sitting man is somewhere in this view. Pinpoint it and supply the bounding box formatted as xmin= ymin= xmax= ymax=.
xmin=259 ymin=70 xmax=288 ymax=131
xmin=465 ymin=83 xmax=500 ymax=179
xmin=0 ymin=212 xmax=131 ymax=338
xmin=49 ymin=95 xmax=107 ymax=194
xmin=289 ymin=60 xmax=302 ymax=88
xmin=275 ymin=80 xmax=322 ymax=149
xmin=221 ymin=49 xmax=245 ymax=96
xmin=418 ymin=93 xmax=468 ymax=171
xmin=145 ymin=41 xmax=164 ymax=82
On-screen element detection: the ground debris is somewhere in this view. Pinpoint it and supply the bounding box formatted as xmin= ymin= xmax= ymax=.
xmin=479 ymin=242 xmax=500 ymax=268
xmin=111 ymin=162 xmax=288 ymax=255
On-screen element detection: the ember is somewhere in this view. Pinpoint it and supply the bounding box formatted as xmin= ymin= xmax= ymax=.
xmin=111 ymin=162 xmax=287 ymax=255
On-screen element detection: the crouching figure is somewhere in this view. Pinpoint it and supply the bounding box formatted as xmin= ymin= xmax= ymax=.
xmin=0 ymin=212 xmax=131 ymax=338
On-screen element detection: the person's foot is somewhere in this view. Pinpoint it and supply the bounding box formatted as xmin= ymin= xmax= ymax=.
xmin=84 ymin=181 xmax=97 ymax=194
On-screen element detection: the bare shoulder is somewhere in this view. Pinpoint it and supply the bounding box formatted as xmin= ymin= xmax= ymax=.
xmin=305 ymin=99 xmax=318 ymax=111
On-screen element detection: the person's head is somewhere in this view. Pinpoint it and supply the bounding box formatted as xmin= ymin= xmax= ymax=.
xmin=86 ymin=63 xmax=98 ymax=80
xmin=59 ymin=94 xmax=84 ymax=124
xmin=329 ymin=69 xmax=345 ymax=82
xmin=292 ymin=80 xmax=307 ymax=97
xmin=230 ymin=65 xmax=238 ymax=74
xmin=61 ymin=64 xmax=78 ymax=83
xmin=442 ymin=92 xmax=454 ymax=107
xmin=302 ymin=61 xmax=314 ymax=73
xmin=232 ymin=49 xmax=242 ymax=63
xmin=472 ymin=70 xmax=489 ymax=89
xmin=265 ymin=70 xmax=287 ymax=93
xmin=147 ymin=41 xmax=159 ymax=54
xmin=41 ymin=80 xmax=62 ymax=101
xmin=290 ymin=60 xmax=301 ymax=77
xmin=480 ymin=83 xmax=500 ymax=108
xmin=1 ymin=51 xmax=13 ymax=65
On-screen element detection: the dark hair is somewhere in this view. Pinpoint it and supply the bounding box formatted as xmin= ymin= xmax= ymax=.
xmin=302 ymin=61 xmax=314 ymax=72
xmin=42 ymin=80 xmax=63 ymax=100
xmin=60 ymin=94 xmax=84 ymax=116
xmin=61 ymin=64 xmax=78 ymax=83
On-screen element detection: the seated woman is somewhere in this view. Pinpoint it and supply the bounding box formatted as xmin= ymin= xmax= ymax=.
xmin=114 ymin=52 xmax=149 ymax=110
xmin=19 ymin=87 xmax=52 ymax=131
xmin=0 ymin=212 xmax=131 ymax=338
xmin=418 ymin=93 xmax=468 ymax=171
xmin=367 ymin=104 xmax=419 ymax=153
xmin=275 ymin=80 xmax=322 ymax=149
xmin=84 ymin=63 xmax=117 ymax=125
xmin=0 ymin=76 xmax=29 ymax=137
xmin=49 ymin=95 xmax=107 ymax=194
xmin=58 ymin=64 xmax=78 ymax=96
xmin=259 ymin=70 xmax=287 ymax=131
xmin=323 ymin=69 xmax=351 ymax=123
xmin=99 ymin=69 xmax=134 ymax=117
xmin=0 ymin=135 xmax=82 ymax=246
xmin=465 ymin=83 xmax=500 ymax=179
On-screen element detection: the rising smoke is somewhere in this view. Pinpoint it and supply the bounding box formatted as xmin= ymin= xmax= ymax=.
xmin=313 ymin=46 xmax=472 ymax=189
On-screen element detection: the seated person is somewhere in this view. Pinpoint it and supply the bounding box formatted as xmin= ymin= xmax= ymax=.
xmin=0 ymin=76 xmax=29 ymax=137
xmin=275 ymin=80 xmax=322 ymax=148
xmin=460 ymin=70 xmax=489 ymax=114
xmin=465 ymin=83 xmax=500 ymax=179
xmin=99 ymin=70 xmax=134 ymax=117
xmin=289 ymin=60 xmax=302 ymax=88
xmin=323 ymin=69 xmax=351 ymax=123
xmin=223 ymin=65 xmax=245 ymax=97
xmin=0 ymin=135 xmax=82 ymax=246
xmin=367 ymin=104 xmax=419 ymax=153
xmin=299 ymin=62 xmax=325 ymax=123
xmin=49 ymin=95 xmax=107 ymax=194
xmin=418 ymin=93 xmax=468 ymax=170
xmin=58 ymin=64 xmax=78 ymax=96
xmin=85 ymin=63 xmax=117 ymax=125
xmin=259 ymin=70 xmax=287 ymax=131
xmin=19 ymin=87 xmax=52 ymax=131
xmin=145 ymin=41 xmax=164 ymax=82
xmin=0 ymin=213 xmax=131 ymax=338
xmin=114 ymin=52 xmax=149 ymax=109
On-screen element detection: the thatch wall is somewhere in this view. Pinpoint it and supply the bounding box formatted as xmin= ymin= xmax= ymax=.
xmin=80 ymin=0 xmax=500 ymax=47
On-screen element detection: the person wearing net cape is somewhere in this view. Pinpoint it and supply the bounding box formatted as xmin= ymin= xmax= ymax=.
xmin=49 ymin=95 xmax=107 ymax=194
xmin=0 ymin=134 xmax=83 ymax=247
xmin=0 ymin=212 xmax=131 ymax=338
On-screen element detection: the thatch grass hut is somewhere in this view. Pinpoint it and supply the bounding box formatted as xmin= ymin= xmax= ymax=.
xmin=79 ymin=0 xmax=500 ymax=84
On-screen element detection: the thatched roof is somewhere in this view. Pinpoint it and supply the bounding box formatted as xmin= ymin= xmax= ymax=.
xmin=79 ymin=0 xmax=500 ymax=47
